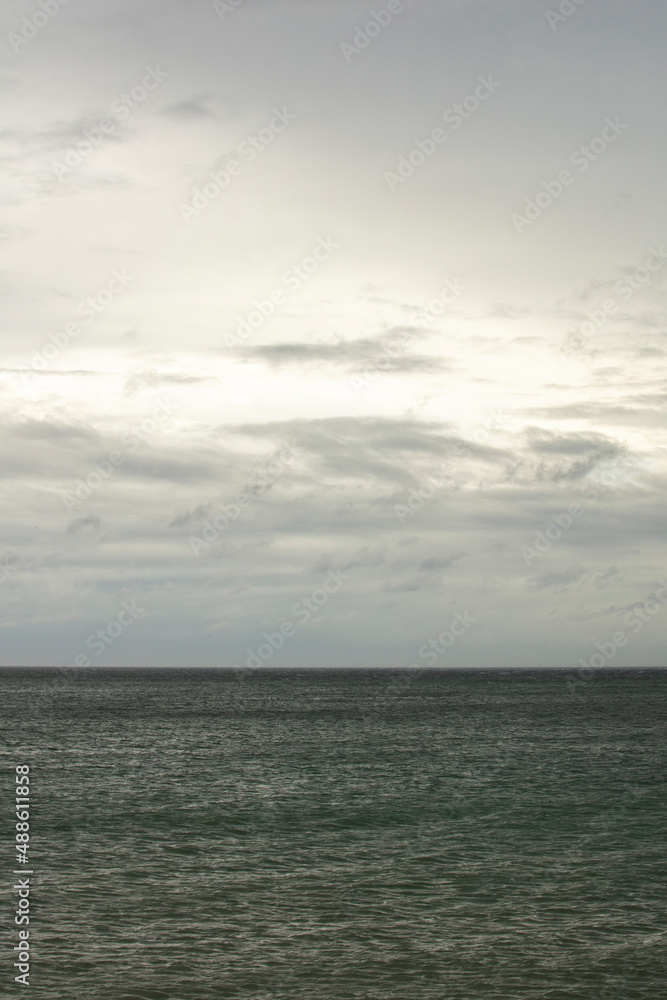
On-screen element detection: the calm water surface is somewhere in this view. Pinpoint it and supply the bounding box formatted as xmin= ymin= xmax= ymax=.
xmin=1 ymin=668 xmax=665 ymax=999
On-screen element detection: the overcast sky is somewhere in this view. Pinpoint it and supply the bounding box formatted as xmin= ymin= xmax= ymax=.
xmin=1 ymin=0 xmax=666 ymax=669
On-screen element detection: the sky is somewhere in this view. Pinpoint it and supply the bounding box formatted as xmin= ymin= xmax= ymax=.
xmin=1 ymin=0 xmax=666 ymax=669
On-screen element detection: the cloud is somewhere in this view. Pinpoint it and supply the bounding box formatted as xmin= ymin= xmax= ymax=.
xmin=13 ymin=419 xmax=97 ymax=444
xmin=523 ymin=430 xmax=625 ymax=484
xmin=160 ymin=97 xmax=217 ymax=120
xmin=123 ymin=369 xmax=218 ymax=395
xmin=237 ymin=329 xmax=454 ymax=376
xmin=66 ymin=516 xmax=104 ymax=535
xmin=527 ymin=565 xmax=586 ymax=591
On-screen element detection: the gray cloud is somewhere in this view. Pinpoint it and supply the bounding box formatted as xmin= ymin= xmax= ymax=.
xmin=528 ymin=565 xmax=586 ymax=591
xmin=123 ymin=369 xmax=219 ymax=395
xmin=66 ymin=516 xmax=104 ymax=535
xmin=237 ymin=330 xmax=454 ymax=375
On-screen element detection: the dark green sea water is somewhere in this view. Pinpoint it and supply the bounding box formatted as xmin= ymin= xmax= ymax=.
xmin=1 ymin=668 xmax=666 ymax=999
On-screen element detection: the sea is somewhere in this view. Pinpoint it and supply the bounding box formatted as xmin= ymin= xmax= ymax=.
xmin=1 ymin=667 xmax=665 ymax=999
